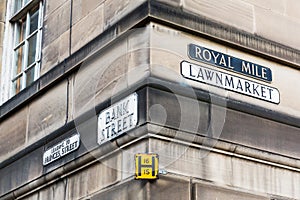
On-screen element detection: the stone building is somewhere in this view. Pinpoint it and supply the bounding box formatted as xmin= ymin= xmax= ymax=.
xmin=0 ymin=0 xmax=300 ymax=199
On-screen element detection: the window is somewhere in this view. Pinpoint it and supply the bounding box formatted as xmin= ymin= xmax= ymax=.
xmin=10 ymin=0 xmax=43 ymax=95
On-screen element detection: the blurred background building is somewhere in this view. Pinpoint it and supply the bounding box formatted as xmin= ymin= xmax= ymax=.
xmin=0 ymin=0 xmax=300 ymax=199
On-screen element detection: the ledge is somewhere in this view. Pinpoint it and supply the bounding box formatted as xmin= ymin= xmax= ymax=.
xmin=1 ymin=0 xmax=300 ymax=122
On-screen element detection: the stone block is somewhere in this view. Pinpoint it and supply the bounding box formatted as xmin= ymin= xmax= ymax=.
xmin=127 ymin=27 xmax=150 ymax=78
xmin=72 ymin=37 xmax=127 ymax=117
xmin=285 ymin=0 xmax=300 ymax=20
xmin=104 ymin=0 xmax=146 ymax=28
xmin=39 ymin=179 xmax=67 ymax=200
xmin=193 ymin=182 xmax=269 ymax=200
xmin=91 ymin=179 xmax=147 ymax=200
xmin=43 ymin=0 xmax=70 ymax=47
xmin=44 ymin=0 xmax=68 ymax=18
xmin=255 ymin=6 xmax=300 ymax=49
xmin=41 ymin=30 xmax=70 ymax=75
xmin=125 ymin=49 xmax=150 ymax=86
xmin=128 ymin=26 xmax=150 ymax=51
xmin=122 ymin=140 xmax=148 ymax=180
xmin=220 ymin=106 xmax=300 ymax=159
xmin=147 ymin=87 xmax=209 ymax=134
xmin=71 ymin=4 xmax=104 ymax=53
xmin=0 ymin=107 xmax=27 ymax=160
xmin=68 ymin=153 xmax=121 ymax=200
xmin=27 ymin=81 xmax=67 ymax=142
xmin=0 ymin=146 xmax=43 ymax=197
xmin=0 ymin=22 xmax=4 ymax=43
xmin=0 ymin=0 xmax=6 ymax=22
xmin=72 ymin=0 xmax=105 ymax=25
xmin=183 ymin=0 xmax=254 ymax=33
xmin=242 ymin=0 xmax=285 ymax=13
xmin=150 ymin=176 xmax=191 ymax=200
xmin=231 ymin=157 xmax=300 ymax=199
xmin=149 ymin=138 xmax=233 ymax=185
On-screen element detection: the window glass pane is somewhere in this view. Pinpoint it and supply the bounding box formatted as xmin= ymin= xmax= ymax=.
xmin=14 ymin=45 xmax=24 ymax=76
xmin=27 ymin=34 xmax=37 ymax=66
xmin=16 ymin=19 xmax=26 ymax=45
xmin=11 ymin=1 xmax=42 ymax=96
xmin=29 ymin=9 xmax=39 ymax=34
xmin=14 ymin=0 xmax=22 ymax=13
xmin=26 ymin=66 xmax=35 ymax=86
xmin=13 ymin=76 xmax=22 ymax=94
xmin=24 ymin=0 xmax=30 ymax=5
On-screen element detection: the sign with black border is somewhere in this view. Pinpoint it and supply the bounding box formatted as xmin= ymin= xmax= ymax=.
xmin=181 ymin=61 xmax=280 ymax=104
xmin=188 ymin=44 xmax=273 ymax=82
xmin=43 ymin=133 xmax=80 ymax=166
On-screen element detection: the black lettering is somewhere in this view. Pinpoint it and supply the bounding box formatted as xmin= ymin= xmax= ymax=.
xmin=215 ymin=72 xmax=223 ymax=85
xmin=245 ymin=81 xmax=251 ymax=93
xmin=123 ymin=116 xmax=127 ymax=130
xmin=204 ymin=69 xmax=214 ymax=81
xmin=189 ymin=64 xmax=196 ymax=77
xmin=197 ymin=68 xmax=204 ymax=80
xmin=111 ymin=109 xmax=116 ymax=121
xmin=252 ymin=84 xmax=260 ymax=96
xmin=236 ymin=80 xmax=243 ymax=91
xmin=46 ymin=156 xmax=50 ymax=163
xmin=73 ymin=141 xmax=78 ymax=149
xmin=225 ymin=76 xmax=234 ymax=88
xmin=111 ymin=123 xmax=116 ymax=136
xmin=128 ymin=113 xmax=134 ymax=127
xmin=261 ymin=86 xmax=266 ymax=98
xmin=123 ymin=100 xmax=129 ymax=114
xmin=118 ymin=120 xmax=122 ymax=132
xmin=106 ymin=112 xmax=110 ymax=124
xmin=101 ymin=129 xmax=105 ymax=142
xmin=267 ymin=88 xmax=273 ymax=99
xmin=106 ymin=125 xmax=111 ymax=138
xmin=144 ymin=169 xmax=150 ymax=175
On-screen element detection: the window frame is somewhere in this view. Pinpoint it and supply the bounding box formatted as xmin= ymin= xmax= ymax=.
xmin=9 ymin=0 xmax=43 ymax=96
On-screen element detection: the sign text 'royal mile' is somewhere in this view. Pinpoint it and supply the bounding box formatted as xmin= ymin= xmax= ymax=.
xmin=188 ymin=44 xmax=272 ymax=82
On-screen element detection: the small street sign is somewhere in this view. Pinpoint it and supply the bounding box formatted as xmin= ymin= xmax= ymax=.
xmin=135 ymin=153 xmax=159 ymax=179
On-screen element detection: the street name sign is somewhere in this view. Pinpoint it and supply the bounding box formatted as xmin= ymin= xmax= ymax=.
xmin=98 ymin=93 xmax=138 ymax=145
xmin=43 ymin=133 xmax=80 ymax=166
xmin=181 ymin=61 xmax=280 ymax=104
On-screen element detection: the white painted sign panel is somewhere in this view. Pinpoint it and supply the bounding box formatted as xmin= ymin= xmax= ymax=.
xmin=181 ymin=61 xmax=280 ymax=104
xmin=98 ymin=93 xmax=138 ymax=145
xmin=43 ymin=133 xmax=80 ymax=166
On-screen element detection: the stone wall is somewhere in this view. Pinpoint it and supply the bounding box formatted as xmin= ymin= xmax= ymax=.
xmin=161 ymin=0 xmax=300 ymax=50
xmin=41 ymin=0 xmax=300 ymax=75
xmin=41 ymin=0 xmax=147 ymax=74
xmin=1 ymin=1 xmax=300 ymax=200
